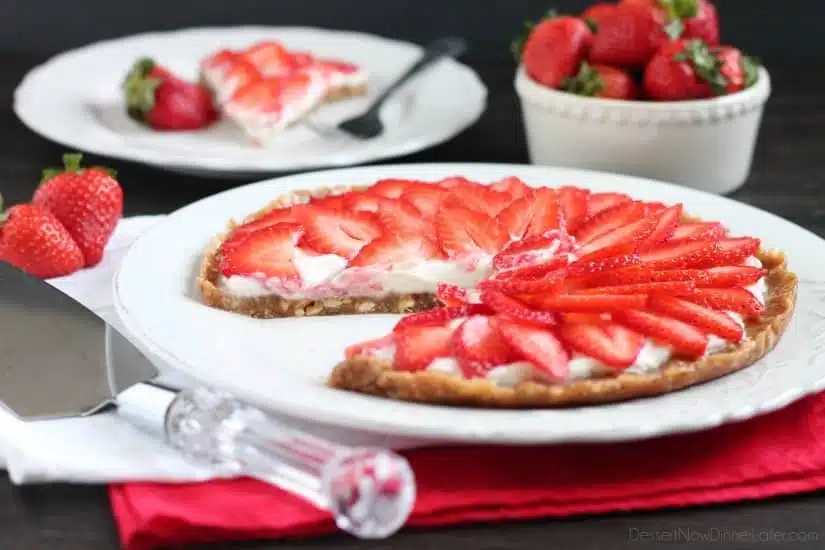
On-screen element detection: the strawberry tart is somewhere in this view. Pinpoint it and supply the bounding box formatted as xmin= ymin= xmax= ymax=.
xmin=200 ymin=40 xmax=368 ymax=144
xmin=198 ymin=176 xmax=798 ymax=407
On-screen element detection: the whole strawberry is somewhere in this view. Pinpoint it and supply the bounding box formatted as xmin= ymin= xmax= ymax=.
xmin=682 ymin=0 xmax=720 ymax=45
xmin=123 ymin=57 xmax=218 ymax=131
xmin=589 ymin=2 xmax=674 ymax=68
xmin=33 ymin=153 xmax=123 ymax=267
xmin=518 ymin=15 xmax=594 ymax=89
xmin=714 ymin=46 xmax=759 ymax=94
xmin=623 ymin=0 xmax=719 ymax=45
xmin=0 ymin=200 xmax=84 ymax=279
xmin=562 ymin=61 xmax=638 ymax=100
xmin=643 ymin=39 xmax=759 ymax=101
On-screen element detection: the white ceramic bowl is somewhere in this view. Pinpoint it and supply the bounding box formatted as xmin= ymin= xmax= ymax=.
xmin=514 ymin=66 xmax=772 ymax=195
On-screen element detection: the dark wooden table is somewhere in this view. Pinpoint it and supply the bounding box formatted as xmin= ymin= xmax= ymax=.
xmin=2 ymin=51 xmax=825 ymax=549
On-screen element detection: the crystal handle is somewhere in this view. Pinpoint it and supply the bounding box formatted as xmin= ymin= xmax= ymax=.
xmin=160 ymin=386 xmax=416 ymax=539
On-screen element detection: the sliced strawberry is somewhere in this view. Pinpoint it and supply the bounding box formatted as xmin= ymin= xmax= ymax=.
xmin=573 ymin=241 xmax=636 ymax=263
xmin=669 ymin=222 xmax=726 ymax=242
xmin=435 ymin=204 xmax=508 ymax=258
xmin=297 ymin=206 xmax=382 ymax=259
xmin=574 ymin=268 xmax=707 ymax=287
xmin=343 ymin=192 xmax=383 ymax=213
xmin=310 ymin=195 xmax=348 ymax=210
xmin=560 ymin=312 xmax=606 ymax=324
xmin=498 ymin=188 xmax=564 ymax=240
xmin=219 ymin=223 xmax=302 ymax=279
xmin=344 ymin=333 xmax=395 ymax=359
xmin=480 ymin=289 xmax=558 ymax=326
xmin=637 ymin=239 xmax=720 ymax=270
xmin=681 ymin=288 xmax=765 ymax=319
xmin=367 ymin=178 xmax=414 ymax=199
xmin=566 ymin=253 xmax=642 ymax=276
xmin=493 ymin=231 xmax=572 ymax=271
xmin=523 ymin=293 xmax=648 ymax=312
xmin=478 ymin=269 xmax=569 ymax=294
xmin=612 ymin=310 xmax=708 ymax=358
xmin=452 ymin=316 xmax=518 ymax=377
xmin=484 ymin=255 xmax=640 ymax=295
xmin=495 ymin=256 xmax=569 ymax=280
xmin=496 ymin=319 xmax=570 ymax=381
xmin=702 ymin=266 xmax=765 ymax=287
xmin=498 ymin=196 xmax=534 ymax=240
xmin=395 ymin=324 xmax=455 ymax=372
xmin=576 ymin=213 xmax=659 ymax=256
xmin=490 ymin=176 xmax=533 ymax=200
xmin=230 ymin=208 xmax=297 ymax=239
xmin=644 ymin=202 xmax=668 ymax=214
xmin=526 ymin=188 xmax=565 ymax=237
xmin=578 ymin=281 xmax=697 ymax=296
xmin=436 ymin=176 xmax=479 ymax=190
xmin=574 ymin=200 xmax=647 ymax=243
xmin=648 ymin=296 xmax=744 ymax=342
xmin=444 ymin=186 xmax=513 ymax=217
xmin=504 ymin=230 xmax=574 ymax=255
xmin=636 ymin=204 xmax=682 ymax=250
xmin=557 ymin=186 xmax=590 ymax=234
xmin=557 ymin=322 xmax=645 ymax=368
xmin=350 ymin=234 xmax=440 ymax=267
xmin=393 ymin=304 xmax=489 ymax=332
xmin=585 ymin=192 xmax=632 ymax=218
xmin=574 ymin=265 xmax=765 ymax=289
xmin=375 ymin=198 xmax=429 ymax=237
xmin=437 ymin=283 xmax=470 ymax=306
xmin=695 ymin=237 xmax=760 ymax=267
xmin=401 ymin=183 xmax=449 ymax=217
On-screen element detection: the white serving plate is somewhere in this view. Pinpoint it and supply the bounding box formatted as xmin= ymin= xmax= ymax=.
xmin=14 ymin=27 xmax=486 ymax=177
xmin=113 ymin=163 xmax=825 ymax=444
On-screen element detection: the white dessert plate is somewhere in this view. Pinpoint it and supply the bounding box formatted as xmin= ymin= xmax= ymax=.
xmin=13 ymin=27 xmax=487 ymax=178
xmin=113 ymin=163 xmax=825 ymax=444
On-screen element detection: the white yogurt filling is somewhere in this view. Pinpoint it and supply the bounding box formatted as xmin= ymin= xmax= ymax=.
xmin=223 ymin=76 xmax=330 ymax=144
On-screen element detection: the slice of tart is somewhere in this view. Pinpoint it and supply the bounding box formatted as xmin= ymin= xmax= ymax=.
xmin=325 ymin=189 xmax=798 ymax=407
xmin=199 ymin=40 xmax=368 ymax=143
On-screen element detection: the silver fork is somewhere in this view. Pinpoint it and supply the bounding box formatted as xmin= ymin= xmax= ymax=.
xmin=303 ymin=36 xmax=468 ymax=140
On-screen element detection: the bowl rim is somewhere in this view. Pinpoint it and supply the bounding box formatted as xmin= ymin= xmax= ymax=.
xmin=514 ymin=64 xmax=771 ymax=111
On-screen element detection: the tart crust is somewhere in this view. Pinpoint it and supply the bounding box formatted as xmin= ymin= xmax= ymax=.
xmin=323 ymin=82 xmax=368 ymax=102
xmin=198 ymin=185 xmax=439 ymax=318
xmin=327 ymin=249 xmax=798 ymax=408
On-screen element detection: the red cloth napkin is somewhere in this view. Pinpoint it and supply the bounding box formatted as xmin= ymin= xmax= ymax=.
xmin=111 ymin=392 xmax=825 ymax=550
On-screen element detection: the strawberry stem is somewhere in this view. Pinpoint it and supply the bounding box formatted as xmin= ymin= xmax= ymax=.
xmin=668 ymin=0 xmax=699 ymax=18
xmin=0 ymin=192 xmax=7 ymax=224
xmin=663 ymin=18 xmax=685 ymax=39
xmin=122 ymin=57 xmax=162 ymax=123
xmin=742 ymin=55 xmax=760 ymax=89
xmin=561 ymin=61 xmax=604 ymax=97
xmin=673 ymin=39 xmax=727 ymax=95
xmin=41 ymin=152 xmax=117 ymax=183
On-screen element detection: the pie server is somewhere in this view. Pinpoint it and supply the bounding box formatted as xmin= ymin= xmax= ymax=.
xmin=0 ymin=260 xmax=415 ymax=539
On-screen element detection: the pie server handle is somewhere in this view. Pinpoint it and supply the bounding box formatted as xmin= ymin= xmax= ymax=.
xmin=116 ymin=382 xmax=416 ymax=539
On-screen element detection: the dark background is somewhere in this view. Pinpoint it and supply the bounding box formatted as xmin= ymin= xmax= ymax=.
xmin=4 ymin=2 xmax=825 ymax=549
xmin=0 ymin=0 xmax=812 ymax=67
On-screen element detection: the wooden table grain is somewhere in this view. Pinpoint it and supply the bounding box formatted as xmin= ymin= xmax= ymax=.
xmin=2 ymin=51 xmax=825 ymax=549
